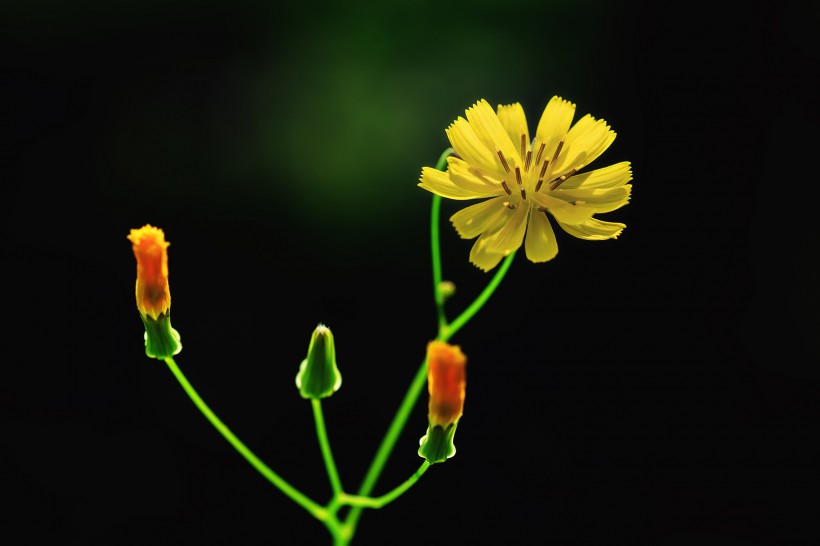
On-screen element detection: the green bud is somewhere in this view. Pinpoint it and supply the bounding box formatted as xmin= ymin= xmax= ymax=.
xmin=141 ymin=313 xmax=182 ymax=359
xmin=295 ymin=324 xmax=342 ymax=399
xmin=438 ymin=280 xmax=456 ymax=302
xmin=418 ymin=423 xmax=458 ymax=464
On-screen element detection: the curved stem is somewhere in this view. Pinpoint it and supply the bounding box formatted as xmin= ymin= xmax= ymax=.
xmin=340 ymin=462 xmax=430 ymax=509
xmin=343 ymin=354 xmax=430 ymax=534
xmin=163 ymin=357 xmax=326 ymax=520
xmin=430 ymin=147 xmax=454 ymax=332
xmin=312 ymin=399 xmax=343 ymax=495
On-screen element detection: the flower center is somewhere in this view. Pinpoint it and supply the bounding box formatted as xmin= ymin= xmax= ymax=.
xmin=498 ymin=132 xmax=581 ymax=198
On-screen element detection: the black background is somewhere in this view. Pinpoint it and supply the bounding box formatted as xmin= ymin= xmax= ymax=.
xmin=2 ymin=1 xmax=818 ymax=545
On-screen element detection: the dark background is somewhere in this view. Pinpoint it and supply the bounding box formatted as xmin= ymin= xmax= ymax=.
xmin=2 ymin=0 xmax=818 ymax=545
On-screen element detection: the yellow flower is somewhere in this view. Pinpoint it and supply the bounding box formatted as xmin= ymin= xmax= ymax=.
xmin=419 ymin=97 xmax=632 ymax=271
xmin=128 ymin=224 xmax=172 ymax=320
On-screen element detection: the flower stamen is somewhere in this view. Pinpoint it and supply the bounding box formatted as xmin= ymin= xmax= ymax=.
xmin=503 ymin=201 xmax=516 ymax=210
xmin=539 ymin=159 xmax=549 ymax=179
xmin=501 ymin=181 xmax=512 ymax=195
xmin=520 ymin=134 xmax=527 ymax=162
xmin=520 ymin=188 xmax=527 ymax=200
xmin=551 ymin=137 xmax=565 ymax=166
xmin=535 ymin=142 xmax=546 ymax=166
xmin=497 ymin=151 xmax=511 ymax=172
xmin=525 ymin=150 xmax=532 ymax=172
xmin=549 ymin=168 xmax=578 ymax=190
xmin=535 ymin=179 xmax=544 ymax=192
xmin=515 ymin=167 xmax=522 ymax=185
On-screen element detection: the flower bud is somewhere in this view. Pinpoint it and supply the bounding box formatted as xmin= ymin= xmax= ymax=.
xmin=438 ymin=280 xmax=456 ymax=302
xmin=295 ymin=324 xmax=342 ymax=399
xmin=128 ymin=225 xmax=181 ymax=359
xmin=418 ymin=341 xmax=466 ymax=464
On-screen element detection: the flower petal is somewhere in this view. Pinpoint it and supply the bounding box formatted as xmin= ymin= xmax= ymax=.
xmin=465 ymin=99 xmax=521 ymax=167
xmin=553 ymin=185 xmax=632 ymax=213
xmin=446 ymin=116 xmax=500 ymax=174
xmin=447 ymin=157 xmax=505 ymax=196
xmin=554 ymin=216 xmax=626 ymax=240
xmin=467 ymin=204 xmax=526 ymax=272
xmin=450 ymin=196 xmax=510 ymax=239
xmin=551 ymin=114 xmax=616 ymax=175
xmin=557 ymin=161 xmax=632 ymax=190
xmin=533 ymin=96 xmax=576 ymax=170
xmin=497 ymin=103 xmax=530 ymax=159
xmin=525 ymin=208 xmax=558 ymax=263
xmin=481 ymin=202 xmax=528 ymax=256
xmin=419 ymin=167 xmax=497 ymax=200
xmin=531 ymin=191 xmax=595 ymax=224
xmin=469 ymin=236 xmax=507 ymax=272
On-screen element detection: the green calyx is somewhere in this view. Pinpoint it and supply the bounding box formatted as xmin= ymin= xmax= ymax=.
xmin=141 ymin=313 xmax=182 ymax=359
xmin=417 ymin=421 xmax=458 ymax=464
xmin=295 ymin=324 xmax=342 ymax=399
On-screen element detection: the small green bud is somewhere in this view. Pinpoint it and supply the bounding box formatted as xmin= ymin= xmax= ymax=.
xmin=438 ymin=280 xmax=456 ymax=302
xmin=295 ymin=324 xmax=342 ymax=399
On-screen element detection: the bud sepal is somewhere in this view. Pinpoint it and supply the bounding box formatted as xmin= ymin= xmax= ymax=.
xmin=141 ymin=313 xmax=182 ymax=359
xmin=296 ymin=324 xmax=342 ymax=399
xmin=418 ymin=422 xmax=458 ymax=464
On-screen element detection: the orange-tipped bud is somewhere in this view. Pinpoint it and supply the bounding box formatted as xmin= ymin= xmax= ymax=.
xmin=418 ymin=341 xmax=466 ymax=464
xmin=128 ymin=224 xmax=180 ymax=359
xmin=128 ymin=225 xmax=171 ymax=321
xmin=427 ymin=341 xmax=466 ymax=427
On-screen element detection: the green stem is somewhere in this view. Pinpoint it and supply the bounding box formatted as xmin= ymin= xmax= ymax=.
xmin=163 ymin=357 xmax=326 ymax=520
xmin=430 ymin=147 xmax=453 ymax=332
xmin=343 ymin=152 xmax=516 ymax=539
xmin=312 ymin=399 xmax=343 ymax=495
xmin=339 ymin=462 xmax=430 ymax=509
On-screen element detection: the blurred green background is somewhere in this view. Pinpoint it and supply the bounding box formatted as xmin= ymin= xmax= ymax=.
xmin=2 ymin=0 xmax=818 ymax=545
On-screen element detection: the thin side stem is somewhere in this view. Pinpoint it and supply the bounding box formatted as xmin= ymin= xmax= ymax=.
xmin=340 ymin=462 xmax=430 ymax=509
xmin=163 ymin=357 xmax=326 ymax=520
xmin=430 ymin=147 xmax=454 ymax=332
xmin=343 ymin=353 xmax=430 ymax=533
xmin=312 ymin=399 xmax=343 ymax=495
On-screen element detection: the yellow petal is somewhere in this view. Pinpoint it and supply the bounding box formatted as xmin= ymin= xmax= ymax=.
xmin=555 ymin=216 xmax=626 ymax=240
xmin=467 ymin=204 xmax=523 ymax=272
xmin=465 ymin=99 xmax=521 ymax=167
xmin=446 ymin=117 xmax=500 ymax=174
xmin=551 ymin=114 xmax=615 ymax=175
xmin=447 ymin=157 xmax=505 ymax=196
xmin=557 ymin=162 xmax=632 ymax=190
xmin=481 ymin=202 xmax=528 ymax=256
xmin=553 ymin=185 xmax=632 ymax=213
xmin=450 ymin=196 xmax=510 ymax=239
xmin=532 ymin=96 xmax=576 ymax=170
xmin=524 ymin=208 xmax=558 ymax=263
xmin=469 ymin=237 xmax=507 ymax=272
xmin=531 ymin=191 xmax=595 ymax=224
xmin=497 ymin=103 xmax=530 ymax=159
xmin=419 ymin=167 xmax=496 ymax=200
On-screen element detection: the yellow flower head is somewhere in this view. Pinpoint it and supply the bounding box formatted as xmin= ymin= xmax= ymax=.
xmin=426 ymin=341 xmax=467 ymax=428
xmin=128 ymin=224 xmax=172 ymax=320
xmin=419 ymin=97 xmax=632 ymax=271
